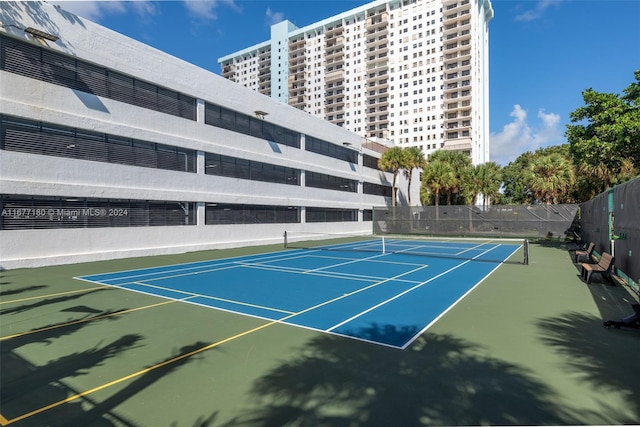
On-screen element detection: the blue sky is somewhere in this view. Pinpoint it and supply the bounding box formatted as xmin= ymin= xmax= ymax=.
xmin=55 ymin=0 xmax=640 ymax=165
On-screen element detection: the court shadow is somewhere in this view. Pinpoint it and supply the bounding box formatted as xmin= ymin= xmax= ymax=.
xmin=1 ymin=306 xmax=143 ymax=426
xmin=1 ymin=333 xmax=143 ymax=427
xmin=537 ymin=312 xmax=640 ymax=424
xmin=0 ymin=288 xmax=110 ymax=315
xmin=51 ymin=341 xmax=213 ymax=427
xmin=220 ymin=327 xmax=578 ymax=426
xmin=0 ymin=284 xmax=48 ymax=297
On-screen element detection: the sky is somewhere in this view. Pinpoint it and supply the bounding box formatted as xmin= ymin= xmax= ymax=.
xmin=52 ymin=0 xmax=640 ymax=165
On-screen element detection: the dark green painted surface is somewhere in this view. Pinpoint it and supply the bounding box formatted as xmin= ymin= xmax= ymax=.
xmin=1 ymin=241 xmax=638 ymax=426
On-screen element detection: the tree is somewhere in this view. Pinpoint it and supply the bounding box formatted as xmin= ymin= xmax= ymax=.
xmin=566 ymin=70 xmax=640 ymax=193
xmin=402 ymin=146 xmax=427 ymax=206
xmin=502 ymin=145 xmax=577 ymax=204
xmin=473 ymin=162 xmax=502 ymax=208
xmin=501 ymin=152 xmax=535 ymax=204
xmin=378 ymin=146 xmax=406 ymax=207
xmin=427 ymin=150 xmax=472 ymax=205
xmin=526 ymin=153 xmax=575 ymax=204
xmin=420 ymin=159 xmax=455 ymax=219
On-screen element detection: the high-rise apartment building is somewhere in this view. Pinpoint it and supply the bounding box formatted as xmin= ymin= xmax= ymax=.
xmin=218 ymin=0 xmax=493 ymax=165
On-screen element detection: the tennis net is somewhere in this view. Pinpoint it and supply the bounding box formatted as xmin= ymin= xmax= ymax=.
xmin=283 ymin=231 xmax=529 ymax=265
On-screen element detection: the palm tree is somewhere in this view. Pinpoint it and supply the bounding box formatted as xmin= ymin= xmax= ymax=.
xmin=421 ymin=159 xmax=455 ymax=220
xmin=428 ymin=150 xmax=472 ymax=204
xmin=527 ymin=153 xmax=575 ymax=204
xmin=475 ymin=162 xmax=502 ymax=208
xmin=378 ymin=146 xmax=406 ymax=207
xmin=402 ymin=146 xmax=427 ymax=206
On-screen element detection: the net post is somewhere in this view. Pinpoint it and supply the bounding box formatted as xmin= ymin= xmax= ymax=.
xmin=523 ymin=239 xmax=529 ymax=265
xmin=382 ymin=236 xmax=386 ymax=254
xmin=283 ymin=231 xmax=288 ymax=249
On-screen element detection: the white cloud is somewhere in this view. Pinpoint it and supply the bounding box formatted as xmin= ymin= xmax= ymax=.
xmin=182 ymin=0 xmax=240 ymax=22
xmin=55 ymin=1 xmax=129 ymax=21
xmin=265 ymin=7 xmax=285 ymax=26
xmin=54 ymin=1 xmax=162 ymax=22
xmin=515 ymin=0 xmax=561 ymax=22
xmin=490 ymin=105 xmax=563 ymax=165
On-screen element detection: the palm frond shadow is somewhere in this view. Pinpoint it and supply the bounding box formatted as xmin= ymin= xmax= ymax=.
xmin=221 ymin=326 xmax=579 ymax=427
xmin=537 ymin=311 xmax=640 ymax=424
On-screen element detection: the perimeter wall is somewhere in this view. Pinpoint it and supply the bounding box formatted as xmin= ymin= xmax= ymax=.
xmin=579 ymin=177 xmax=640 ymax=294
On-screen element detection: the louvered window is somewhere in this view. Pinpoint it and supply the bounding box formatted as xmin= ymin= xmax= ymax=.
xmin=1 ymin=115 xmax=196 ymax=173
xmin=204 ymin=152 xmax=299 ymax=185
xmin=205 ymin=204 xmax=300 ymax=224
xmin=0 ymin=34 xmax=196 ymax=120
xmin=204 ymin=103 xmax=300 ymax=149
xmin=306 ymin=207 xmax=357 ymax=223
xmin=305 ymin=135 xmax=357 ymax=163
xmin=0 ymin=196 xmax=196 ymax=230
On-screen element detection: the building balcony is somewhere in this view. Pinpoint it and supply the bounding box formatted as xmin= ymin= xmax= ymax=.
xmin=325 ymin=24 xmax=344 ymax=38
xmin=326 ymin=35 xmax=345 ymax=48
xmin=324 ymin=49 xmax=344 ymax=63
xmin=259 ymin=75 xmax=271 ymax=84
xmin=325 ymin=69 xmax=344 ymax=82
xmin=289 ymin=50 xmax=306 ymax=60
xmin=289 ymin=96 xmax=306 ymax=108
xmin=445 ymin=1 xmax=471 ymax=16
xmin=442 ymin=137 xmax=472 ymax=153
xmin=289 ymin=38 xmax=305 ymax=49
xmin=258 ymin=67 xmax=271 ymax=76
xmin=367 ymin=114 xmax=390 ymax=126
xmin=367 ymin=79 xmax=389 ymax=90
xmin=367 ymin=34 xmax=388 ymax=47
xmin=258 ymin=87 xmax=271 ymax=96
xmin=258 ymin=49 xmax=271 ymax=60
xmin=325 ymin=97 xmax=345 ymax=108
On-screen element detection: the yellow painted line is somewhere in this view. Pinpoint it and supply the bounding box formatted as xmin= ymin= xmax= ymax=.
xmin=2 ymin=319 xmax=281 ymax=425
xmin=0 ymin=299 xmax=179 ymax=341
xmin=0 ymin=286 xmax=109 ymax=305
xmin=0 ymin=413 xmax=9 ymax=426
xmin=3 ymin=267 xmax=424 ymax=424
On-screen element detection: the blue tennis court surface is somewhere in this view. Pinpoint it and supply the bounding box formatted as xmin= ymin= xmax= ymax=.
xmin=77 ymin=239 xmax=522 ymax=349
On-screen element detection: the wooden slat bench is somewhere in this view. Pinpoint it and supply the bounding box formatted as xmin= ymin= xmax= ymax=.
xmin=581 ymin=252 xmax=615 ymax=284
xmin=574 ymin=242 xmax=596 ymax=263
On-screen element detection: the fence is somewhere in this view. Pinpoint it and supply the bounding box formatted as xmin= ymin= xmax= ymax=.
xmin=579 ymin=178 xmax=639 ymax=294
xmin=373 ymin=204 xmax=579 ymax=240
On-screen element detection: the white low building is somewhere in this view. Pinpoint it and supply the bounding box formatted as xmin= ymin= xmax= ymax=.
xmin=0 ymin=1 xmax=398 ymax=269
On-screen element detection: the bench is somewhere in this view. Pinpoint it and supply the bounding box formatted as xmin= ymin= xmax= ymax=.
xmin=581 ymin=252 xmax=615 ymax=284
xmin=574 ymin=242 xmax=596 ymax=263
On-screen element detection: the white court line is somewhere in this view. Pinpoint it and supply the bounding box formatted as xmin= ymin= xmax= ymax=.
xmin=234 ymin=261 xmax=423 ymax=285
xmin=128 ymin=281 xmax=296 ymax=315
xmin=75 ymin=248 xmax=325 ymax=284
xmin=401 ymin=244 xmax=521 ymax=349
xmin=383 ymin=239 xmax=500 ymax=258
xmin=326 ymin=244 xmax=503 ymax=333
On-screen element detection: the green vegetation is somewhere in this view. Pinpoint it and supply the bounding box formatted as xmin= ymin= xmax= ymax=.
xmin=387 ymin=71 xmax=640 ymax=207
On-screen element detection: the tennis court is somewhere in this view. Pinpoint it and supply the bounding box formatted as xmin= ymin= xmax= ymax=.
xmin=77 ymin=236 xmax=524 ymax=349
xmin=2 ymin=237 xmax=638 ymax=427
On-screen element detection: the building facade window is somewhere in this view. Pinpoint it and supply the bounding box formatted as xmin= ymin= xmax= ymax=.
xmin=306 ymin=171 xmax=358 ymax=192
xmin=204 ymin=103 xmax=300 ymax=148
xmin=305 ymin=135 xmax=358 ymax=163
xmin=205 ymin=204 xmax=300 ymax=224
xmin=204 ymin=152 xmax=300 ymax=185
xmin=0 ymin=115 xmax=196 ymax=173
xmin=306 ymin=207 xmax=357 ymax=222
xmin=0 ymin=196 xmax=196 ymax=229
xmin=0 ymin=35 xmax=196 ymax=120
